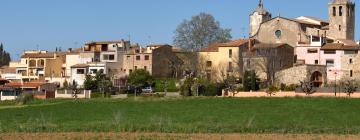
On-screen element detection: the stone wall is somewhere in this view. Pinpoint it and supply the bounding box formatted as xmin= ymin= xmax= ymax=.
xmin=275 ymin=64 xmax=327 ymax=86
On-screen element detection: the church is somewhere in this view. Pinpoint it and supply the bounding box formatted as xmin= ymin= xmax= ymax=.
xmin=250 ymin=0 xmax=356 ymax=47
xmin=245 ymin=0 xmax=358 ymax=87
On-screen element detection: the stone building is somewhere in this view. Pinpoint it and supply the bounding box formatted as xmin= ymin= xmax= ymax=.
xmin=250 ymin=0 xmax=356 ymax=47
xmin=243 ymin=43 xmax=294 ymax=83
xmin=249 ymin=0 xmax=272 ymax=37
xmin=122 ymin=44 xmax=183 ymax=78
xmin=275 ymin=65 xmax=327 ymax=87
xmin=328 ymin=0 xmax=356 ymax=40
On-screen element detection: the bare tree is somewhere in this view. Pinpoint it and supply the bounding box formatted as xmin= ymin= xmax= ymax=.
xmin=300 ymin=81 xmax=316 ymax=96
xmin=174 ymin=13 xmax=232 ymax=51
xmin=70 ymin=80 xmax=81 ymax=99
xmin=343 ymin=80 xmax=358 ymax=97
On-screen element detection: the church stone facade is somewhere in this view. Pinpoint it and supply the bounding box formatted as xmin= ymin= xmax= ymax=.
xmin=250 ymin=0 xmax=356 ymax=46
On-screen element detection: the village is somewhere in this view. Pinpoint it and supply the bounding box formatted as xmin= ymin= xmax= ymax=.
xmin=0 ymin=0 xmax=359 ymax=101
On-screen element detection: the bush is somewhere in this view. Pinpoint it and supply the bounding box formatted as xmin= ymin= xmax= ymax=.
xmin=199 ymin=83 xmax=225 ymax=96
xmin=280 ymin=83 xmax=298 ymax=91
xmin=91 ymin=92 xmax=111 ymax=98
xmin=140 ymin=93 xmax=165 ymax=98
xmin=154 ymin=78 xmax=179 ymax=92
xmin=180 ymin=77 xmax=193 ymax=96
xmin=16 ymin=93 xmax=34 ymax=105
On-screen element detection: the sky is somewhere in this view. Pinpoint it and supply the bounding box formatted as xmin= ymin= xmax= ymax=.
xmin=0 ymin=0 xmax=359 ymax=60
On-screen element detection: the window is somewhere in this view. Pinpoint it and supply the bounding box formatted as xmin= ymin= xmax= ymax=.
xmin=129 ymin=69 xmax=133 ymax=73
xmin=339 ymin=6 xmax=343 ymax=16
xmin=339 ymin=25 xmax=342 ymax=31
xmin=229 ymin=49 xmax=233 ymax=58
xmin=144 ymin=66 xmax=147 ymax=70
xmin=127 ymin=55 xmax=131 ymax=60
xmin=109 ymin=55 xmax=115 ymax=60
xmin=135 ymin=66 xmax=138 ymax=70
xmin=350 ymin=70 xmax=353 ymax=77
xmin=77 ymin=69 xmax=85 ymax=74
xmin=228 ymin=62 xmax=233 ymax=72
xmin=136 ymin=55 xmax=141 ymax=60
xmin=349 ymin=59 xmax=353 ymax=64
xmin=326 ymin=60 xmax=334 ymax=67
xmin=315 ymin=60 xmax=319 ymax=64
xmin=103 ymin=54 xmax=115 ymax=60
xmin=345 ymin=50 xmax=358 ymax=54
xmin=145 ymin=55 xmax=150 ymax=60
xmin=101 ymin=44 xmax=108 ymax=51
xmin=307 ymin=49 xmax=318 ymax=53
xmin=135 ymin=50 xmax=140 ymax=53
xmin=206 ymin=61 xmax=212 ymax=67
xmin=333 ymin=6 xmax=337 ymax=16
xmin=275 ymin=30 xmax=282 ymax=38
xmin=324 ymin=50 xmax=336 ymax=54
xmin=90 ymin=69 xmax=98 ymax=74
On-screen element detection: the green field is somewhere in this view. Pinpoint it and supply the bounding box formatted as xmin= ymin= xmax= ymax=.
xmin=0 ymin=97 xmax=360 ymax=134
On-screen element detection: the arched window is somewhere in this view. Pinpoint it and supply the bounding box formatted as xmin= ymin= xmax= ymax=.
xmin=339 ymin=6 xmax=343 ymax=16
xmin=333 ymin=7 xmax=336 ymax=16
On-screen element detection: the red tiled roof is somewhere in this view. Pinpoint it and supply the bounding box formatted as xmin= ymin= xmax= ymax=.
xmin=4 ymin=82 xmax=45 ymax=88
xmin=21 ymin=53 xmax=55 ymax=58
xmin=199 ymin=39 xmax=250 ymax=52
xmin=321 ymin=43 xmax=360 ymax=50
xmin=71 ymin=64 xmax=89 ymax=68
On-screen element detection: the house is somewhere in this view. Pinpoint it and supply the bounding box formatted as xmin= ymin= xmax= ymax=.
xmin=198 ymin=39 xmax=251 ymax=82
xmin=0 ymin=82 xmax=56 ymax=100
xmin=320 ymin=42 xmax=360 ymax=81
xmin=0 ymin=66 xmax=21 ymax=82
xmin=122 ymin=44 xmax=183 ymax=78
xmin=243 ymin=43 xmax=294 ymax=82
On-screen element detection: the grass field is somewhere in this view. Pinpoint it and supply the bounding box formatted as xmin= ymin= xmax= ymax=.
xmin=0 ymin=97 xmax=360 ymax=134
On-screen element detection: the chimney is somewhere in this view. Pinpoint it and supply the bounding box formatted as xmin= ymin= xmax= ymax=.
xmin=68 ymin=48 xmax=72 ymax=52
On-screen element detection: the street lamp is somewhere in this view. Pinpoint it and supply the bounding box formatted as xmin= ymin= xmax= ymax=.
xmin=334 ymin=71 xmax=338 ymax=97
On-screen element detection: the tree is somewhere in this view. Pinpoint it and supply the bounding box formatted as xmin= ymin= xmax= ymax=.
xmin=0 ymin=43 xmax=11 ymax=67
xmin=174 ymin=13 xmax=232 ymax=51
xmin=300 ymin=80 xmax=316 ymax=96
xmin=128 ymin=69 xmax=153 ymax=95
xmin=83 ymin=74 xmax=96 ymax=90
xmin=70 ymin=80 xmax=81 ymax=99
xmin=343 ymin=80 xmax=358 ymax=97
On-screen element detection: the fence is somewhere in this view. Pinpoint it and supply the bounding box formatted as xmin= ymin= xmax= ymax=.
xmin=55 ymin=89 xmax=92 ymax=99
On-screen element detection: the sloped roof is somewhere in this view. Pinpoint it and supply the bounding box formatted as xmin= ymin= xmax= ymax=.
xmin=71 ymin=64 xmax=89 ymax=68
xmin=199 ymin=39 xmax=250 ymax=52
xmin=21 ymin=53 xmax=55 ymax=58
xmin=321 ymin=43 xmax=360 ymax=50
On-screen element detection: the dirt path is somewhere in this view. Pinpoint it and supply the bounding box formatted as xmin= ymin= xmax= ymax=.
xmin=1 ymin=132 xmax=360 ymax=140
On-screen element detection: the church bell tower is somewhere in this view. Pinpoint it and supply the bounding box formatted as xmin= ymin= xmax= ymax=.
xmin=328 ymin=0 xmax=355 ymax=40
xmin=249 ymin=0 xmax=272 ymax=37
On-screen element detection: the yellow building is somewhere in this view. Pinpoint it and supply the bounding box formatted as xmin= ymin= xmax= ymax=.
xmin=198 ymin=39 xmax=250 ymax=82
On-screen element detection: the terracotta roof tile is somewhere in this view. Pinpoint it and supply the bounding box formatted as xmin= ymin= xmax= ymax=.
xmin=21 ymin=53 xmax=55 ymax=58
xmin=321 ymin=43 xmax=360 ymax=50
xmin=71 ymin=64 xmax=89 ymax=68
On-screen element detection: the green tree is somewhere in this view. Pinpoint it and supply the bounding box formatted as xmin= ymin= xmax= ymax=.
xmin=0 ymin=43 xmax=11 ymax=67
xmin=242 ymin=71 xmax=251 ymax=91
xmin=250 ymin=71 xmax=259 ymax=91
xmin=83 ymin=74 xmax=96 ymax=90
xmin=174 ymin=13 xmax=232 ymax=51
xmin=128 ymin=69 xmax=153 ymax=95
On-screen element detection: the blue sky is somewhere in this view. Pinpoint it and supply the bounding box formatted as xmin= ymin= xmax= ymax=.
xmin=0 ymin=0 xmax=358 ymax=60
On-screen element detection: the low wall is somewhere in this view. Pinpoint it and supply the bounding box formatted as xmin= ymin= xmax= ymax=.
xmin=224 ymin=91 xmax=360 ymax=98
xmin=55 ymin=90 xmax=91 ymax=99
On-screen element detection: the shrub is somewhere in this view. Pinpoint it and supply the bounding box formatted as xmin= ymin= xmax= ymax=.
xmin=16 ymin=93 xmax=34 ymax=105
xmin=140 ymin=93 xmax=165 ymax=98
xmin=154 ymin=78 xmax=179 ymax=92
xmin=280 ymin=83 xmax=298 ymax=91
xmin=199 ymin=83 xmax=225 ymax=96
xmin=180 ymin=77 xmax=193 ymax=96
xmin=91 ymin=92 xmax=111 ymax=98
